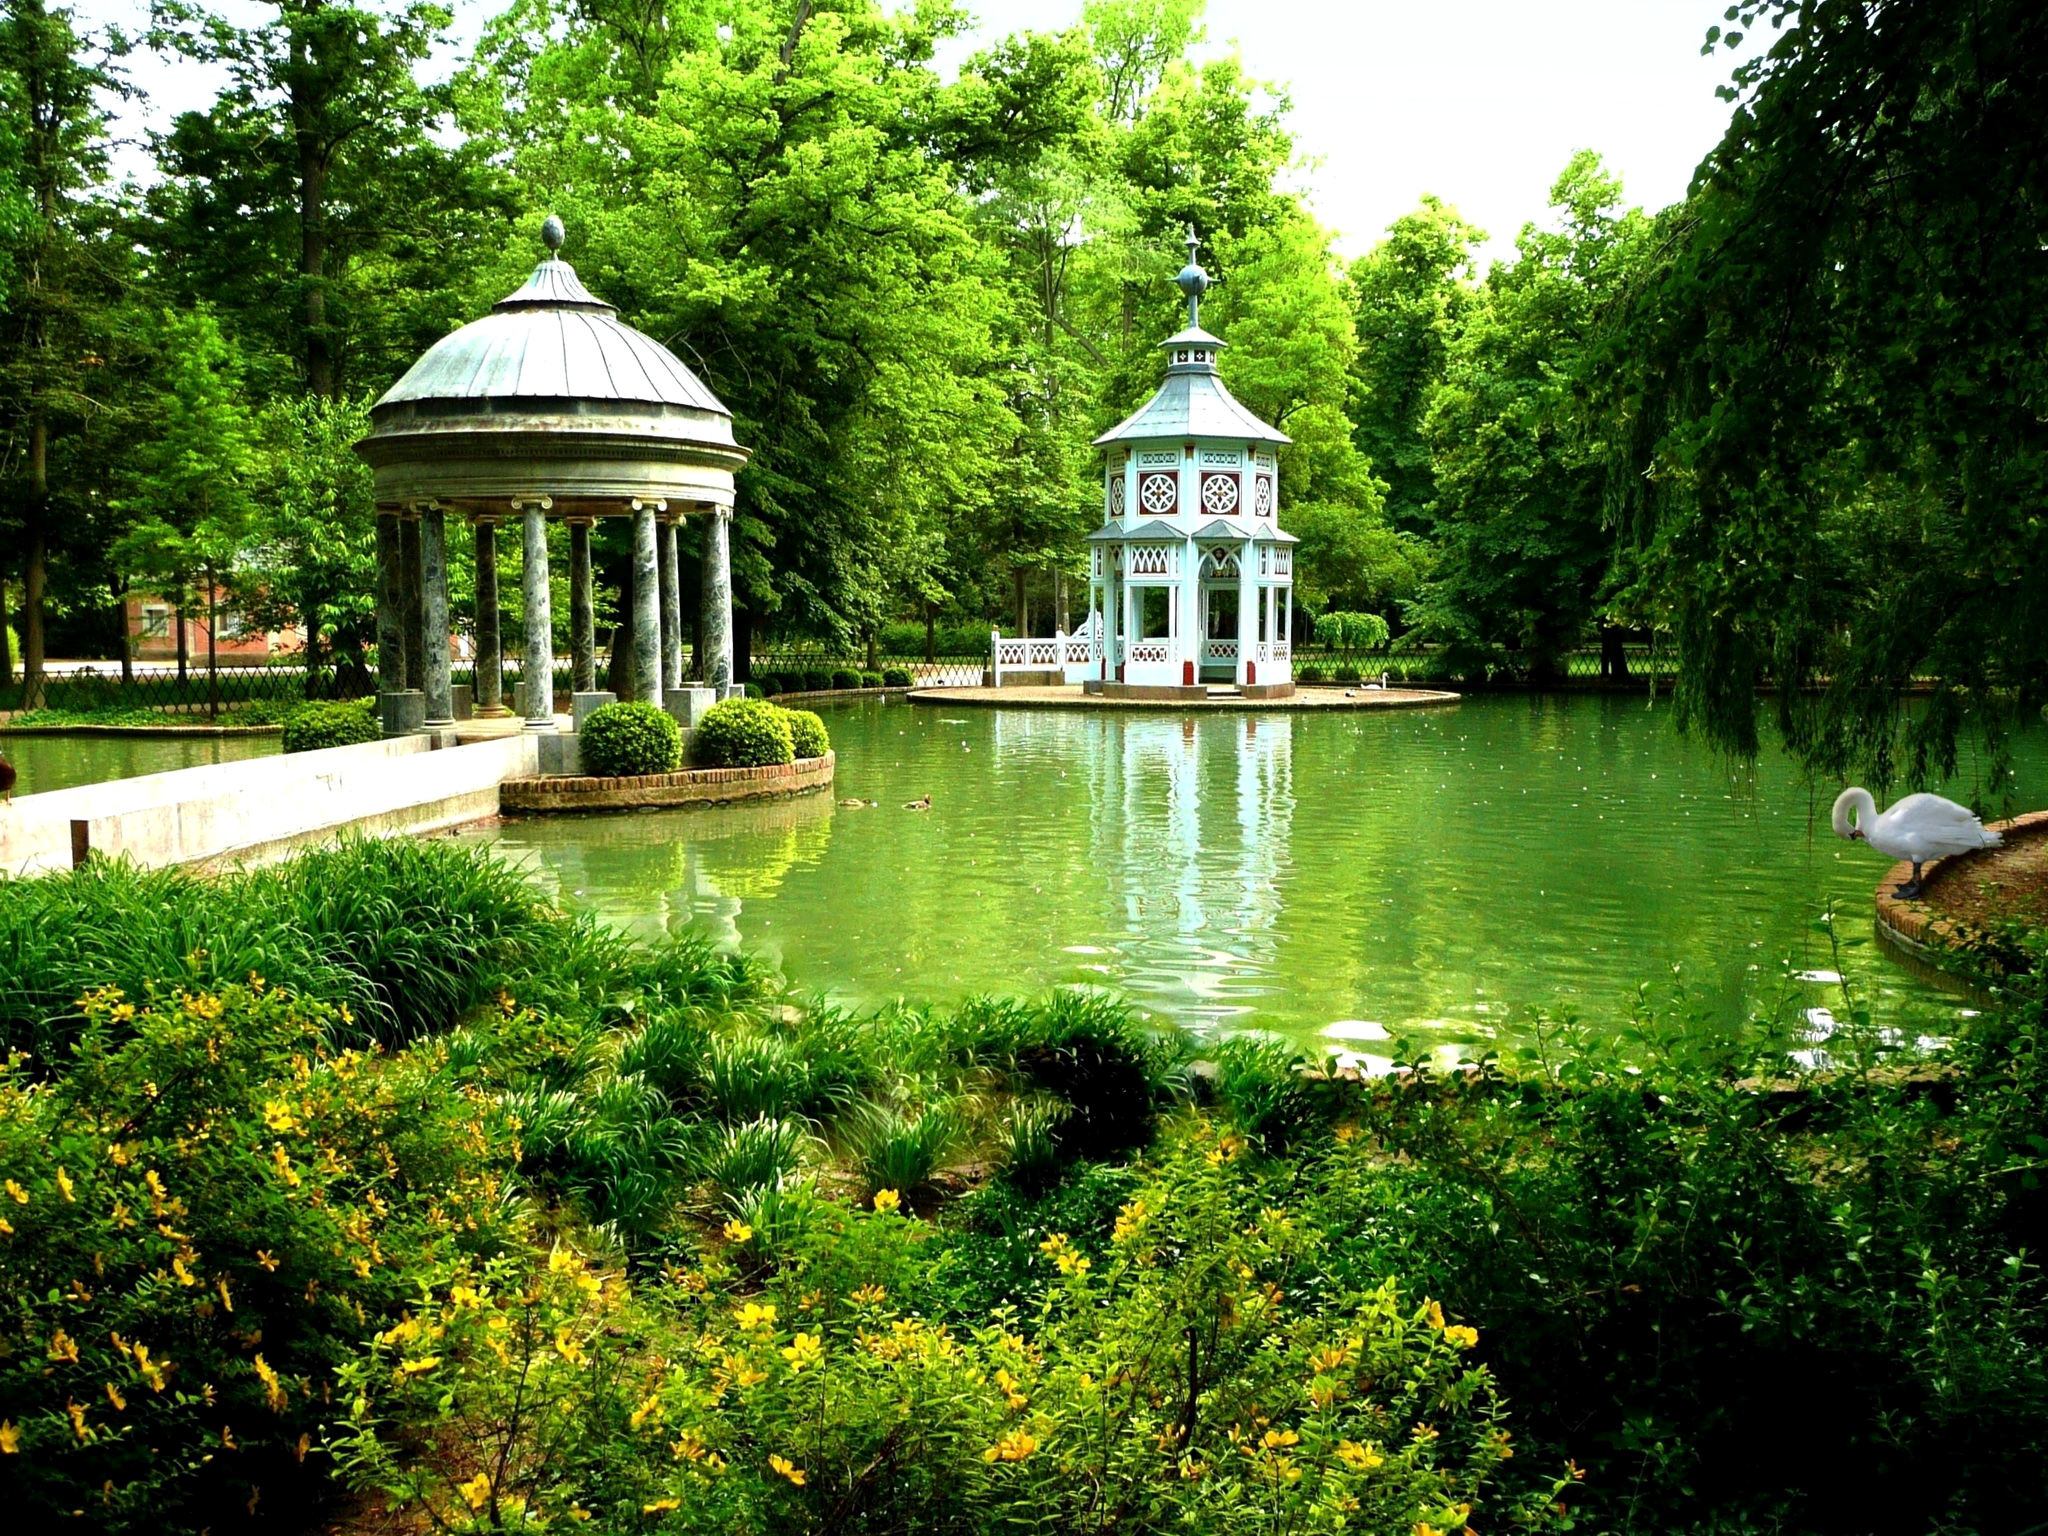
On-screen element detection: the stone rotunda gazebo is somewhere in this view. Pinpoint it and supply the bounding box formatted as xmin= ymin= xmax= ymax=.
xmin=1085 ymin=230 xmax=1296 ymax=699
xmin=356 ymin=216 xmax=749 ymax=738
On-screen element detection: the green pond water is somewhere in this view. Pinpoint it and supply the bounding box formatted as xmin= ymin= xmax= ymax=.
xmin=462 ymin=694 xmax=2047 ymax=1063
xmin=1 ymin=732 xmax=277 ymax=796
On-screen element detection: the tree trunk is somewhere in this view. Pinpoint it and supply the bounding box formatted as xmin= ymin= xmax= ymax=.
xmin=1013 ymin=566 xmax=1027 ymax=637
xmin=114 ymin=577 xmax=132 ymax=686
xmin=303 ymin=598 xmax=323 ymax=698
xmin=0 ymin=573 xmax=12 ymax=689
xmin=22 ymin=420 xmax=48 ymax=710
xmin=923 ymin=601 xmax=935 ymax=664
xmin=865 ymin=628 xmax=879 ymax=670
xmin=176 ymin=594 xmax=188 ymax=685
xmin=1599 ymin=624 xmax=1631 ymax=681
xmin=291 ymin=29 xmax=333 ymax=395
xmin=206 ymin=574 xmax=220 ymax=719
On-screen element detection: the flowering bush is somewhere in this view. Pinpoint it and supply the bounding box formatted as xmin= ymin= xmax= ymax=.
xmin=0 ymin=983 xmax=515 ymax=1533
xmin=334 ymin=1114 xmax=1571 ymax=1535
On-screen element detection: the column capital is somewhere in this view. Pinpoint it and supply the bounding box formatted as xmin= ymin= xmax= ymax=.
xmin=467 ymin=511 xmax=504 ymax=527
xmin=563 ymin=514 xmax=598 ymax=528
xmin=628 ymin=497 xmax=668 ymax=515
xmin=509 ymin=495 xmax=554 ymax=514
xmin=399 ymin=500 xmax=442 ymax=520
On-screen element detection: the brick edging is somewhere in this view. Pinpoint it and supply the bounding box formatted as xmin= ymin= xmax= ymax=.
xmin=501 ymin=752 xmax=835 ymax=813
xmin=1874 ymin=809 xmax=2048 ymax=964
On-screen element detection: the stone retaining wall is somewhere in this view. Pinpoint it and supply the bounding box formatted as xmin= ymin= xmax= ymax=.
xmin=1874 ymin=809 xmax=2048 ymax=965
xmin=500 ymin=752 xmax=835 ymax=813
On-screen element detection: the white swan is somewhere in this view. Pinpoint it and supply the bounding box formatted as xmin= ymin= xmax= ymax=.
xmin=1831 ymin=787 xmax=2002 ymax=898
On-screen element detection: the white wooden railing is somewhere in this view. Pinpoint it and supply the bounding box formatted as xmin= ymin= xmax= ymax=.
xmin=990 ymin=628 xmax=1092 ymax=685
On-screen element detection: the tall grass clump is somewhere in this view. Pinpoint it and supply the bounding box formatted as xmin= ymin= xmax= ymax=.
xmin=1211 ymin=1034 xmax=1322 ymax=1152
xmin=844 ymin=1098 xmax=966 ymax=1199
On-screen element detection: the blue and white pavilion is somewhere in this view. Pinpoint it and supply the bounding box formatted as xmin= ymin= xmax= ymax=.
xmin=1086 ymin=232 xmax=1296 ymax=696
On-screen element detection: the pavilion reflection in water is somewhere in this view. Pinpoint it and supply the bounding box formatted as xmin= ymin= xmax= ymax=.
xmin=993 ymin=709 xmax=1297 ymax=1026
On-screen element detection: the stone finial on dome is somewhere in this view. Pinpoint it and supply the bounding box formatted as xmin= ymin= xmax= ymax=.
xmin=1173 ymin=225 xmax=1209 ymax=328
xmin=541 ymin=214 xmax=566 ymax=255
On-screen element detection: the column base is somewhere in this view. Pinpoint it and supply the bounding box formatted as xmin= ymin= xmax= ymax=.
xmin=379 ymin=690 xmax=425 ymax=738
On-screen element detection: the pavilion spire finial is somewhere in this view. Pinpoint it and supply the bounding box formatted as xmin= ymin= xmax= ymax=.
xmin=1173 ymin=224 xmax=1209 ymax=329
xmin=541 ymin=214 xmax=566 ymax=256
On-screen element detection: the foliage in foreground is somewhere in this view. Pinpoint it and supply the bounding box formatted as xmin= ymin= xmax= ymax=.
xmin=0 ymin=982 xmax=513 ymax=1530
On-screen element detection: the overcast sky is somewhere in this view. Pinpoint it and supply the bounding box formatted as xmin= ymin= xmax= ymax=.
xmin=75 ymin=0 xmax=1756 ymax=264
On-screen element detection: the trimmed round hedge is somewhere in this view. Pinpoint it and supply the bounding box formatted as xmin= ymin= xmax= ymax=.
xmin=881 ymin=666 xmax=912 ymax=687
xmin=692 ymin=697 xmax=794 ymax=768
xmin=281 ymin=698 xmax=379 ymax=753
xmin=580 ymin=700 xmax=684 ymax=776
xmin=830 ymin=667 xmax=862 ymax=691
xmin=781 ymin=707 xmax=830 ymax=760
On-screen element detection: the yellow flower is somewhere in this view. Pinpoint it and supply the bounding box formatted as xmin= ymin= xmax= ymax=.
xmin=257 ymin=1249 xmax=279 ymax=1272
xmin=850 ymin=1284 xmax=887 ymax=1305
xmin=1333 ymin=1122 xmax=1359 ymax=1143
xmin=548 ymin=1246 xmax=584 ymax=1274
xmin=1415 ymin=1525 xmax=1442 ymax=1536
xmin=1337 ymin=1439 xmax=1383 ymax=1471
xmin=1037 ymin=1232 xmax=1070 ymax=1257
xmin=994 ymin=1368 xmax=1027 ymax=1410
xmin=769 ymin=1453 xmax=806 ymax=1485
xmin=553 ymin=1328 xmax=587 ymax=1366
xmin=217 ymin=1278 xmax=234 ymax=1313
xmin=1112 ymin=1199 xmax=1149 ymax=1244
xmin=458 ymin=1472 xmax=493 ymax=1511
xmin=48 ymin=1328 xmax=80 ymax=1364
xmin=55 ymin=1167 xmax=75 ymax=1202
xmin=172 ymin=1255 xmax=198 ymax=1287
xmin=398 ymin=1356 xmax=442 ymax=1376
xmin=871 ymin=1188 xmax=901 ymax=1214
xmin=263 ymin=1101 xmax=298 ymax=1134
xmin=269 ymin=1144 xmax=301 ymax=1188
xmin=670 ymin=1432 xmax=707 ymax=1462
xmin=5 ymin=1179 xmax=26 ymax=1204
xmin=643 ymin=1497 xmax=681 ymax=1513
xmin=0 ymin=1420 xmax=17 ymax=1454
xmin=104 ymin=1382 xmax=126 ymax=1412
xmin=983 ymin=1429 xmax=1038 ymax=1463
xmin=0 ymin=1218 xmax=12 ymax=1237
xmin=1261 ymin=1428 xmax=1300 ymax=1450
xmin=1443 ymin=1325 xmax=1479 ymax=1348
xmin=1422 ymin=1300 xmax=1445 ymax=1331
xmin=732 ymin=1301 xmax=777 ymax=1333
xmin=630 ymin=1394 xmax=665 ymax=1431
xmin=66 ymin=1399 xmax=88 ymax=1441
xmin=781 ymin=1333 xmax=823 ymax=1372
xmin=254 ymin=1355 xmax=287 ymax=1413
xmin=1054 ymin=1251 xmax=1090 ymax=1276
xmin=722 ymin=1218 xmax=754 ymax=1243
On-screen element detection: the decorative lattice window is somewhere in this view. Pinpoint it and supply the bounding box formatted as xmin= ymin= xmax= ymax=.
xmin=1254 ymin=476 xmax=1273 ymax=518
xmin=1131 ymin=547 xmax=1171 ymax=576
xmin=1138 ymin=472 xmax=1178 ymax=515
xmin=1200 ymin=472 xmax=1240 ymax=516
xmin=1109 ymin=475 xmax=1126 ymax=518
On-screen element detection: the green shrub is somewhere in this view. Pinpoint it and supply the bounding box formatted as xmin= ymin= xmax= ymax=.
xmin=1296 ymin=662 xmax=1328 ymax=684
xmin=743 ymin=680 xmax=765 ymax=698
xmin=578 ymin=700 xmax=683 ymax=776
xmin=779 ymin=706 xmax=830 ymax=760
xmin=829 ymin=667 xmax=862 ymax=691
xmin=691 ymin=697 xmax=794 ymax=768
xmin=280 ymin=697 xmax=378 ymax=753
xmin=1211 ymin=1034 xmax=1320 ymax=1153
xmin=882 ymin=665 xmax=913 ymax=687
xmin=844 ymin=1099 xmax=966 ymax=1199
xmin=697 ymin=1114 xmax=812 ymax=1200
xmin=993 ymin=1098 xmax=1069 ymax=1196
xmin=803 ymin=669 xmax=834 ymax=693
xmin=860 ymin=669 xmax=884 ymax=688
xmin=753 ymin=674 xmax=781 ymax=696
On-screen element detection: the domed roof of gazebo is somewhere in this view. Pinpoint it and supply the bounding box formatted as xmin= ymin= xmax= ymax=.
xmin=357 ymin=218 xmax=748 ymax=516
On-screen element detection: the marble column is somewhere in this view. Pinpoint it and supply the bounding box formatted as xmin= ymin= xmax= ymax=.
xmin=518 ymin=498 xmax=556 ymax=730
xmin=630 ymin=500 xmax=664 ymax=708
xmin=699 ymin=505 xmax=733 ymax=694
xmin=658 ymin=515 xmax=682 ymax=691
xmin=399 ymin=513 xmax=425 ymax=691
xmin=472 ymin=517 xmax=505 ymax=714
xmin=374 ymin=512 xmax=404 ymax=696
xmin=568 ymin=519 xmax=597 ymax=694
xmin=418 ymin=504 xmax=454 ymax=726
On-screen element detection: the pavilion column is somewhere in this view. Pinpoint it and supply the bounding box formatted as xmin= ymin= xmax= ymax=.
xmin=374 ymin=512 xmax=404 ymax=697
xmin=472 ymin=516 xmax=506 ymax=715
xmin=1236 ymin=541 xmax=1257 ymax=687
xmin=517 ymin=497 xmax=556 ymax=730
xmin=417 ymin=503 xmax=455 ymax=727
xmin=699 ymin=505 xmax=733 ymax=694
xmin=658 ymin=513 xmax=682 ymax=691
xmin=630 ymin=499 xmax=664 ymax=708
xmin=568 ymin=518 xmax=597 ymax=693
xmin=399 ymin=512 xmax=426 ymax=691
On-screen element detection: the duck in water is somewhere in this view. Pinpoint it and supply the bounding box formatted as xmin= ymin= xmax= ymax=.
xmin=903 ymin=794 xmax=931 ymax=811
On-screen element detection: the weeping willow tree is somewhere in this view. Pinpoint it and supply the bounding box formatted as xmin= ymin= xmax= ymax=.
xmin=1598 ymin=0 xmax=2048 ymax=789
